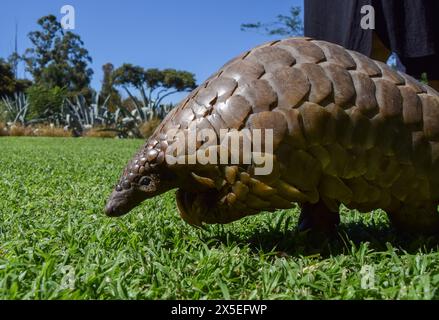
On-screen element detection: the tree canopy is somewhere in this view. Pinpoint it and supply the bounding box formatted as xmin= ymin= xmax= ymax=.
xmin=241 ymin=6 xmax=303 ymax=37
xmin=113 ymin=64 xmax=196 ymax=111
xmin=23 ymin=15 xmax=93 ymax=95
xmin=101 ymin=63 xmax=121 ymax=112
xmin=0 ymin=58 xmax=32 ymax=98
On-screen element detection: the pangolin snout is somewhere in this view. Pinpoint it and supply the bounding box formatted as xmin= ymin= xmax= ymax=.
xmin=105 ymin=189 xmax=146 ymax=217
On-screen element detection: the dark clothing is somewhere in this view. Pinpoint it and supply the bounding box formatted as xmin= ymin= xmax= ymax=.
xmin=304 ymin=0 xmax=373 ymax=55
xmin=374 ymin=0 xmax=439 ymax=58
xmin=304 ymin=0 xmax=439 ymax=79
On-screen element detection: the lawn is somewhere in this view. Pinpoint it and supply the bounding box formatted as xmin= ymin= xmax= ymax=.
xmin=1 ymin=137 xmax=439 ymax=299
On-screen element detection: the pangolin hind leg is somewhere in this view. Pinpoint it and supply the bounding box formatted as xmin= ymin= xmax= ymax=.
xmin=387 ymin=203 xmax=439 ymax=235
xmin=298 ymin=200 xmax=341 ymax=234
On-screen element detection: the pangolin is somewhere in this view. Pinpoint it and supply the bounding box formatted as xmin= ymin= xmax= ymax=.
xmin=105 ymin=37 xmax=439 ymax=235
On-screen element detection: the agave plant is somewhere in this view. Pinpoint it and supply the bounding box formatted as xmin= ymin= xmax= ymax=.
xmin=156 ymin=103 xmax=174 ymax=120
xmin=65 ymin=92 xmax=113 ymax=135
xmin=1 ymin=93 xmax=29 ymax=125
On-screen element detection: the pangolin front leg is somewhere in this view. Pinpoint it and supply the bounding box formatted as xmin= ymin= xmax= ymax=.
xmin=298 ymin=201 xmax=341 ymax=234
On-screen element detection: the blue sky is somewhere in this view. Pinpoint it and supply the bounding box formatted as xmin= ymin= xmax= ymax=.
xmin=0 ymin=0 xmax=303 ymax=103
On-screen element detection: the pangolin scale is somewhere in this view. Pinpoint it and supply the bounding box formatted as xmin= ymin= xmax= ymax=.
xmin=105 ymin=37 xmax=439 ymax=235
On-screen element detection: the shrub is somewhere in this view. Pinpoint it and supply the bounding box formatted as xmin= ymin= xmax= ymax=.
xmin=26 ymin=85 xmax=66 ymax=119
xmin=0 ymin=122 xmax=8 ymax=136
xmin=139 ymin=118 xmax=161 ymax=138
xmin=8 ymin=125 xmax=33 ymax=136
xmin=33 ymin=125 xmax=71 ymax=137
xmin=83 ymin=127 xmax=117 ymax=138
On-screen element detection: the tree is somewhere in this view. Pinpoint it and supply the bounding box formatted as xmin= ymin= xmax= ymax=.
xmin=23 ymin=15 xmax=93 ymax=95
xmin=113 ymin=64 xmax=196 ymax=119
xmin=0 ymin=59 xmax=16 ymax=97
xmin=0 ymin=58 xmax=32 ymax=98
xmin=241 ymin=6 xmax=303 ymax=37
xmin=101 ymin=63 xmax=121 ymax=112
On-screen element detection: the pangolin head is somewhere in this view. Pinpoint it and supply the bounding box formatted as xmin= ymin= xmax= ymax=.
xmin=105 ymin=138 xmax=176 ymax=217
xmin=105 ymin=135 xmax=259 ymax=227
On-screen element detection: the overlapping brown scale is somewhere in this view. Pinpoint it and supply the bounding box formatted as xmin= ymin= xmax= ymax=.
xmin=206 ymin=113 xmax=228 ymax=135
xmin=391 ymin=164 xmax=416 ymax=201
xmin=221 ymin=59 xmax=265 ymax=85
xmin=324 ymin=143 xmax=349 ymax=177
xmin=346 ymin=108 xmax=375 ymax=149
xmin=325 ymin=104 xmax=354 ymax=149
xmin=397 ymin=86 xmax=423 ymax=129
xmin=268 ymin=194 xmax=295 ymax=209
xmin=375 ymin=189 xmax=392 ymax=208
xmin=312 ymin=40 xmax=356 ymax=69
xmin=248 ymin=177 xmax=277 ymax=198
xmin=246 ymin=111 xmax=287 ymax=151
xmin=308 ymin=145 xmax=331 ymax=171
xmin=224 ymin=165 xmax=238 ymax=184
xmin=375 ymin=157 xmax=401 ymax=188
xmin=274 ymin=108 xmax=307 ymax=148
xmin=193 ymin=85 xmax=218 ymax=107
xmin=253 ymin=155 xmax=280 ymax=186
xmin=235 ymin=79 xmax=278 ymax=113
xmin=283 ymin=149 xmax=321 ymax=191
xmin=419 ymin=94 xmax=439 ymax=141
xmin=273 ymin=179 xmax=310 ymax=202
xmin=277 ymin=38 xmax=326 ymax=64
xmin=263 ymin=66 xmax=310 ymax=109
xmin=431 ymin=141 xmax=439 ymax=167
xmin=245 ymin=193 xmax=271 ymax=210
xmin=191 ymin=172 xmax=216 ymax=189
xmin=411 ymin=131 xmax=432 ymax=172
xmin=373 ymin=78 xmax=403 ymax=118
xmin=216 ymin=95 xmax=252 ymax=129
xmin=319 ymin=175 xmax=353 ymax=204
xmin=219 ymin=50 xmax=251 ymax=72
xmin=347 ymin=50 xmax=382 ymax=77
xmin=194 ymin=118 xmax=218 ymax=150
xmin=340 ymin=149 xmax=367 ymax=179
xmin=370 ymin=114 xmax=398 ymax=155
xmin=206 ymin=77 xmax=238 ymax=103
xmin=422 ymin=84 xmax=439 ymax=96
xmin=171 ymin=106 xmax=195 ymax=129
xmin=294 ymin=63 xmax=332 ymax=104
xmin=298 ymin=102 xmax=335 ymax=145
xmin=375 ymin=61 xmax=405 ymax=85
xmin=345 ymin=177 xmax=370 ymax=203
xmin=405 ymin=175 xmax=431 ymax=203
xmin=246 ymin=46 xmax=295 ymax=73
xmin=366 ymin=183 xmax=382 ymax=204
xmin=391 ymin=128 xmax=412 ymax=165
xmin=398 ymin=72 xmax=425 ymax=93
xmin=231 ymin=181 xmax=249 ymax=201
xmin=239 ymin=172 xmax=251 ymax=184
xmin=320 ymin=62 xmax=356 ymax=107
xmin=349 ymin=71 xmax=379 ymax=117
xmin=219 ymin=129 xmax=253 ymax=165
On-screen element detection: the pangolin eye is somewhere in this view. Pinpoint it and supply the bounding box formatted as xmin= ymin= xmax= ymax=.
xmin=139 ymin=176 xmax=152 ymax=186
xmin=122 ymin=180 xmax=131 ymax=189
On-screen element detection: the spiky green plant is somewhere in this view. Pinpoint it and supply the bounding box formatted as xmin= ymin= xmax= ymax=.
xmin=1 ymin=92 xmax=29 ymax=125
xmin=65 ymin=92 xmax=113 ymax=135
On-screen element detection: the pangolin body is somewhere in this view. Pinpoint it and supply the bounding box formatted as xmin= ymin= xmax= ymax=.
xmin=106 ymin=37 xmax=439 ymax=235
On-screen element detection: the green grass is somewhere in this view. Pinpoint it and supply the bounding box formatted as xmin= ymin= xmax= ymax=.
xmin=1 ymin=137 xmax=439 ymax=299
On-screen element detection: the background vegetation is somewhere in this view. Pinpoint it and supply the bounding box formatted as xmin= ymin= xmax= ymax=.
xmin=0 ymin=14 xmax=196 ymax=139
